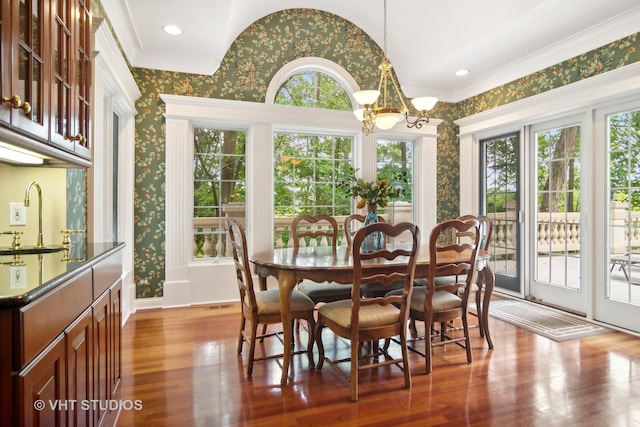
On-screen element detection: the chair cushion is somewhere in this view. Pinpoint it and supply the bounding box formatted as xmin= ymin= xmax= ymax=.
xmin=386 ymin=287 xmax=463 ymax=312
xmin=248 ymin=289 xmax=315 ymax=315
xmin=318 ymin=299 xmax=401 ymax=329
xmin=298 ymin=280 xmax=352 ymax=303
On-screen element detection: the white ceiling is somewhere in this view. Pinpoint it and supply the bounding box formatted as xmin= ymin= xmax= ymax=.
xmin=101 ymin=0 xmax=640 ymax=102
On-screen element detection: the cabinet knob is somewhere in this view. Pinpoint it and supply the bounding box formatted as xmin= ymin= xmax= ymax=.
xmin=2 ymin=95 xmax=31 ymax=114
xmin=69 ymin=133 xmax=87 ymax=143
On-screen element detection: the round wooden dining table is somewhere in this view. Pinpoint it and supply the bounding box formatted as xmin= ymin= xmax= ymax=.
xmin=250 ymin=244 xmax=494 ymax=386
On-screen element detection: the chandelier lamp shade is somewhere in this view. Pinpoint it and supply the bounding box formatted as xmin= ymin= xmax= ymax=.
xmin=353 ymin=0 xmax=438 ymax=135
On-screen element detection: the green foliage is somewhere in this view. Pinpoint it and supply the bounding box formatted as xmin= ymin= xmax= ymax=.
xmin=193 ymin=128 xmax=246 ymax=217
xmin=339 ymin=166 xmax=409 ymax=209
xmin=609 ymin=110 xmax=640 ymax=210
xmin=275 ymin=70 xmax=352 ymax=111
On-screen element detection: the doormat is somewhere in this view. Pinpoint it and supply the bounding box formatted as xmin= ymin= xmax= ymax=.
xmin=488 ymin=299 xmax=615 ymax=342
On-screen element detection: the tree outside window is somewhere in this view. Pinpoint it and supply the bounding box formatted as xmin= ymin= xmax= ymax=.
xmin=193 ymin=128 xmax=246 ymax=258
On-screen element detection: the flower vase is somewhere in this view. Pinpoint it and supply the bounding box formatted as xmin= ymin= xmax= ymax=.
xmin=361 ymin=204 xmax=384 ymax=253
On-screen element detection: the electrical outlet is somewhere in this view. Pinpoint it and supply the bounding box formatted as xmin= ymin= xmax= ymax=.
xmin=10 ymin=265 xmax=27 ymax=289
xmin=9 ymin=203 xmax=26 ymax=226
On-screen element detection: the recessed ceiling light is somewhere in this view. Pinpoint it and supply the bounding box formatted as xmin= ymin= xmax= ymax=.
xmin=163 ymin=25 xmax=183 ymax=36
xmin=454 ymin=69 xmax=469 ymax=76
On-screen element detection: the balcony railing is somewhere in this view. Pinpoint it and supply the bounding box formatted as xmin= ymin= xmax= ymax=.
xmin=193 ymin=201 xmax=640 ymax=259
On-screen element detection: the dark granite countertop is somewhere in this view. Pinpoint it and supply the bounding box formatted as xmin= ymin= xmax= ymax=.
xmin=0 ymin=242 xmax=125 ymax=309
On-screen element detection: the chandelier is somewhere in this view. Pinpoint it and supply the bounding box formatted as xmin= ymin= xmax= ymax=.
xmin=353 ymin=0 xmax=438 ymax=135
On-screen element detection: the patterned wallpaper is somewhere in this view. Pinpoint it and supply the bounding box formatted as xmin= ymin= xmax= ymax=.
xmin=128 ymin=8 xmax=639 ymax=298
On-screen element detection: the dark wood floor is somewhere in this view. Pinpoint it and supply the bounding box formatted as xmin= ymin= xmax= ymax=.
xmin=116 ymin=300 xmax=640 ymax=426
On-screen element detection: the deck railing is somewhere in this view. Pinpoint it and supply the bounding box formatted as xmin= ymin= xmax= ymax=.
xmin=193 ymin=202 xmax=640 ymax=259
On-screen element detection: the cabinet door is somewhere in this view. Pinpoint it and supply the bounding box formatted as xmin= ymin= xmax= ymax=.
xmin=0 ymin=0 xmax=11 ymax=124
xmin=66 ymin=307 xmax=92 ymax=427
xmin=8 ymin=0 xmax=49 ymax=140
xmin=17 ymin=334 xmax=67 ymax=427
xmin=71 ymin=0 xmax=91 ymax=158
xmin=92 ymin=290 xmax=109 ymax=427
xmin=109 ymin=280 xmax=122 ymax=400
xmin=49 ymin=0 xmax=74 ymax=153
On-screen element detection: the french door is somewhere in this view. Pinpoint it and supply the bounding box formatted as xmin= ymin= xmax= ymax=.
xmin=527 ymin=118 xmax=585 ymax=314
xmin=481 ymin=133 xmax=521 ymax=293
xmin=595 ymin=101 xmax=640 ymax=332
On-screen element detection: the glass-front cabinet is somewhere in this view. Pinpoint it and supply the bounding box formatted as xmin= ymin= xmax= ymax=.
xmin=0 ymin=0 xmax=92 ymax=163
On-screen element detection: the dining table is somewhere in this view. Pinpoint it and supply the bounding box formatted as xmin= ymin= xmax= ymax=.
xmin=250 ymin=244 xmax=494 ymax=385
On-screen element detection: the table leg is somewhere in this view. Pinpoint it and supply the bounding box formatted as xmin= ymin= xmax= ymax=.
xmin=480 ymin=265 xmax=495 ymax=349
xmin=278 ymin=270 xmax=297 ymax=386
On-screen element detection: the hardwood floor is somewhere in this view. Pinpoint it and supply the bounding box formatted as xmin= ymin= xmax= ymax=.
xmin=117 ymin=301 xmax=640 ymax=426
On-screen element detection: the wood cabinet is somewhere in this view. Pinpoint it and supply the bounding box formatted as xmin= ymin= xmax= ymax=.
xmin=0 ymin=0 xmax=92 ymax=162
xmin=0 ymin=248 xmax=122 ymax=427
xmin=17 ymin=335 xmax=67 ymax=427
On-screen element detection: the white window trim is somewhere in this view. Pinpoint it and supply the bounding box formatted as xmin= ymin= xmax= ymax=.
xmin=159 ymin=75 xmax=439 ymax=308
xmin=92 ymin=19 xmax=141 ymax=321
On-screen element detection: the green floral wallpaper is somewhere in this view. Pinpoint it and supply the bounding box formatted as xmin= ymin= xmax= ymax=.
xmin=128 ymin=8 xmax=639 ymax=298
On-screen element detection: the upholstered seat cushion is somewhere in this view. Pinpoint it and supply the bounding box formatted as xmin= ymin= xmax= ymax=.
xmin=298 ymin=280 xmax=352 ymax=303
xmin=387 ymin=287 xmax=463 ymax=312
xmin=247 ymin=289 xmax=315 ymax=315
xmin=318 ymin=299 xmax=401 ymax=329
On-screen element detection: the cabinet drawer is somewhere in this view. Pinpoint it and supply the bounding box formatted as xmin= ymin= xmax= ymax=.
xmin=93 ymin=251 xmax=122 ymax=297
xmin=17 ymin=268 xmax=92 ymax=369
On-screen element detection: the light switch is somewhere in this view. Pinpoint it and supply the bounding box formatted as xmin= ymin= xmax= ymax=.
xmin=9 ymin=203 xmax=26 ymax=226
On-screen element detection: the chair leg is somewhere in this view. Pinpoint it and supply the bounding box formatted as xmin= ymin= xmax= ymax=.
xmin=409 ymin=318 xmax=418 ymax=336
xmin=247 ymin=321 xmax=258 ymax=376
xmin=475 ymin=287 xmax=484 ymax=337
xmin=305 ymin=315 xmax=316 ymax=368
xmin=462 ymin=310 xmax=473 ymax=364
xmin=350 ymin=337 xmax=360 ymax=402
xmin=425 ymin=322 xmax=433 ymax=375
xmin=400 ymin=328 xmax=412 ymax=390
xmin=314 ymin=318 xmax=325 ymax=370
xmin=237 ymin=315 xmax=246 ymax=354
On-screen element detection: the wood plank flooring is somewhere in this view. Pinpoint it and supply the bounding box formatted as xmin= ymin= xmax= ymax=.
xmin=116 ymin=301 xmax=640 ymax=426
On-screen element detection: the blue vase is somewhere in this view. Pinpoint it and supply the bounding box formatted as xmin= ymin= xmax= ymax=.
xmin=361 ymin=204 xmax=383 ymax=253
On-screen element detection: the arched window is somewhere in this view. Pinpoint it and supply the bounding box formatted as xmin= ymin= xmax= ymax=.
xmin=274 ymin=70 xmax=352 ymax=111
xmin=272 ymin=69 xmax=353 ymax=245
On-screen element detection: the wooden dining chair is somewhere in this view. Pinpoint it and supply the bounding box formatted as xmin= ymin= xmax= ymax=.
xmin=431 ymin=215 xmax=493 ymax=346
xmin=343 ymin=214 xmax=407 ymax=299
xmin=389 ymin=218 xmax=480 ymax=374
xmin=292 ymin=214 xmax=353 ymax=305
xmin=315 ymin=222 xmax=420 ymax=402
xmin=226 ymin=218 xmax=316 ymax=376
xmin=455 ymin=215 xmax=493 ymax=341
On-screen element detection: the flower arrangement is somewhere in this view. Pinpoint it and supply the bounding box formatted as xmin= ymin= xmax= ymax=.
xmin=342 ymin=168 xmax=407 ymax=209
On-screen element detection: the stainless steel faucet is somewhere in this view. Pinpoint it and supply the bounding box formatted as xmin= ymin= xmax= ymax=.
xmin=24 ymin=181 xmax=44 ymax=248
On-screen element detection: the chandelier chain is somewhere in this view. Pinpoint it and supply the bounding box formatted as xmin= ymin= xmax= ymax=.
xmin=383 ymin=0 xmax=388 ymax=56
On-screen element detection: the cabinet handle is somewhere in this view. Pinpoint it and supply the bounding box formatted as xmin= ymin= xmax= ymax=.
xmin=69 ymin=133 xmax=87 ymax=143
xmin=2 ymin=95 xmax=32 ymax=114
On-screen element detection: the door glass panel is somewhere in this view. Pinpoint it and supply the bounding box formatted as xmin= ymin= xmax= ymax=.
xmin=608 ymin=108 xmax=640 ymax=306
xmin=534 ymin=125 xmax=581 ymax=290
xmin=483 ymin=134 xmax=519 ymax=291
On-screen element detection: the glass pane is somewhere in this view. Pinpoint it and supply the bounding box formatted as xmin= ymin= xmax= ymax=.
xmin=32 ymin=0 xmax=39 ymax=54
xmin=484 ymin=134 xmax=519 ymax=285
xmin=193 ymin=128 xmax=246 ymax=259
xmin=608 ymin=108 xmax=640 ymax=306
xmin=273 ymin=132 xmax=353 ymax=246
xmin=19 ymin=0 xmax=27 ymax=42
xmin=535 ymin=124 xmax=581 ymax=289
xmin=31 ymin=60 xmax=40 ymax=122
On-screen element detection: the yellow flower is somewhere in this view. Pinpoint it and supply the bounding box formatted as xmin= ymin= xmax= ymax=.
xmin=356 ymin=198 xmax=367 ymax=209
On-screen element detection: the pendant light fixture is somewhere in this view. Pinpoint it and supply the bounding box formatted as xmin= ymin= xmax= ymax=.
xmin=353 ymin=0 xmax=438 ymax=134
